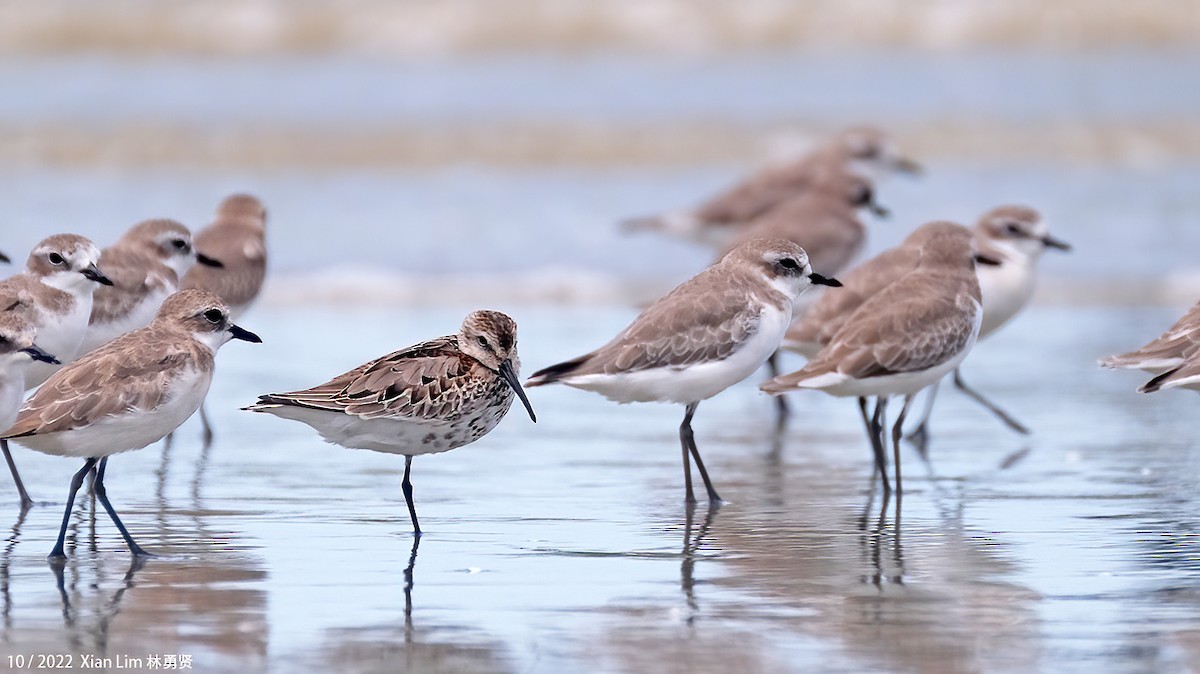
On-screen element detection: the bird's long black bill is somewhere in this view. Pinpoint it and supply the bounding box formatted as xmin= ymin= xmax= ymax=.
xmin=809 ymin=273 xmax=842 ymax=288
xmin=499 ymin=360 xmax=537 ymax=423
xmin=196 ymin=252 xmax=225 ymax=267
xmin=228 ymin=324 xmax=262 ymax=343
xmin=21 ymin=345 xmax=59 ymax=364
xmin=0 ymin=251 xmax=10 ymax=264
xmin=1042 ymin=235 xmax=1072 ymax=251
xmin=868 ymin=202 xmax=891 ymax=218
xmin=81 ymin=264 xmax=113 ymax=286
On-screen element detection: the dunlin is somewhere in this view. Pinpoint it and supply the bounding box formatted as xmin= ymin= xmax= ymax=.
xmin=243 ymin=310 xmax=535 ymax=535
xmin=526 ymin=238 xmax=840 ymax=503
xmin=181 ymin=194 xmax=268 ymax=442
xmin=78 ymin=218 xmax=224 ymax=355
xmin=0 ymin=308 xmax=59 ymax=508
xmin=622 ymin=126 xmax=914 ymax=244
xmin=1 ymin=289 xmax=261 ymax=558
xmin=0 ymin=235 xmax=112 ymax=388
xmin=906 ymin=206 xmax=1070 ymax=443
xmin=762 ymin=222 xmax=981 ymax=496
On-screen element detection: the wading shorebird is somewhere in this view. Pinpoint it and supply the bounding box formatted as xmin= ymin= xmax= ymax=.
xmin=0 ymin=234 xmax=112 ymax=508
xmin=526 ymin=238 xmax=840 ymax=504
xmin=621 ymin=126 xmax=917 ymax=245
xmin=181 ymin=193 xmax=269 ymax=444
xmin=244 ymin=310 xmax=536 ymax=536
xmin=79 ymin=218 xmax=224 ymax=355
xmin=0 ymin=289 xmax=261 ymax=559
xmin=762 ymin=222 xmax=982 ymax=497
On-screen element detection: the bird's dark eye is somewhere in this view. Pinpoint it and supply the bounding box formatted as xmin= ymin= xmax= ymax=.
xmin=852 ymin=186 xmax=873 ymax=206
xmin=477 ymin=335 xmax=490 ymax=349
xmin=203 ymin=309 xmax=223 ymax=324
xmin=779 ymin=258 xmax=801 ymax=271
xmin=1005 ymin=223 xmax=1024 ymax=236
xmin=48 ymin=253 xmax=64 ymax=265
xmin=172 ymin=239 xmax=187 ymax=250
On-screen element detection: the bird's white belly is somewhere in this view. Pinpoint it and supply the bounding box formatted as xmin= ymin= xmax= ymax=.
xmin=25 ymin=294 xmax=92 ymax=388
xmin=565 ymin=304 xmax=792 ymax=404
xmin=261 ymin=397 xmax=514 ymax=457
xmin=14 ymin=367 xmax=212 ymax=458
xmin=978 ymin=260 xmax=1035 ymax=340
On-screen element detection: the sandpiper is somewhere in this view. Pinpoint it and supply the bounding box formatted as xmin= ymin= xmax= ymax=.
xmin=78 ymin=218 xmax=224 ymax=356
xmin=762 ymin=222 xmax=981 ymax=496
xmin=906 ymin=206 xmax=1070 ymax=443
xmin=1 ymin=289 xmax=261 ymax=558
xmin=244 ymin=310 xmax=535 ymax=535
xmin=621 ymin=126 xmax=915 ymax=244
xmin=0 ymin=235 xmax=112 ymax=388
xmin=181 ymin=193 xmax=268 ymax=442
xmin=0 ymin=308 xmax=59 ymax=508
xmin=526 ymin=238 xmax=840 ymax=503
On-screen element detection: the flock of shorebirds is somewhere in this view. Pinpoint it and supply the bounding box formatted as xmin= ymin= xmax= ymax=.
xmin=0 ymin=126 xmax=1191 ymax=560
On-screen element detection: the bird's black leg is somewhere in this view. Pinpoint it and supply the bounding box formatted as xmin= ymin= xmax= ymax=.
xmin=679 ymin=403 xmax=698 ymax=503
xmin=683 ymin=402 xmax=723 ymax=503
xmin=2 ymin=440 xmax=32 ymax=510
xmin=767 ymin=351 xmax=790 ymax=428
xmin=891 ymin=394 xmax=916 ymax=499
xmin=905 ymin=381 xmax=940 ymax=453
xmin=49 ymin=458 xmax=98 ymax=559
xmin=199 ymin=403 xmax=214 ymax=448
xmin=94 ymin=458 xmax=153 ymax=558
xmin=953 ymin=368 xmax=1030 ymax=435
xmin=402 ymin=455 xmax=421 ymax=536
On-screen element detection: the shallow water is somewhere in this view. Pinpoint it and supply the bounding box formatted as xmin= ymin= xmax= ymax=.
xmin=0 ymin=304 xmax=1199 ymax=672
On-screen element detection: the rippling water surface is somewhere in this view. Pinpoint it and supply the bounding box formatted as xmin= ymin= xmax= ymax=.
xmin=0 ymin=304 xmax=1198 ymax=672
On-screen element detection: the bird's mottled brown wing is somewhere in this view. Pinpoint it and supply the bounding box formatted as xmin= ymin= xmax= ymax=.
xmin=694 ymin=161 xmax=816 ymax=225
xmin=182 ymin=222 xmax=267 ymax=310
xmin=90 ymin=248 xmax=174 ymax=324
xmin=1 ymin=325 xmax=211 ymax=438
xmin=257 ymin=336 xmax=493 ymax=422
xmin=566 ymin=266 xmax=771 ymax=376
xmin=0 ymin=274 xmax=73 ymax=316
xmin=1104 ymin=300 xmax=1200 ymax=368
xmin=801 ymin=273 xmax=978 ymax=380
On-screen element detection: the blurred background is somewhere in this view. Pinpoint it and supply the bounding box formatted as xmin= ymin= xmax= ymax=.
xmin=2 ymin=0 xmax=1199 ymax=307
xmin=4 ymin=5 xmax=1200 ymax=672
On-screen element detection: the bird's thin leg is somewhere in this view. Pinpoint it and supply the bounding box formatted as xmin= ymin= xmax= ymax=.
xmin=94 ymin=458 xmax=152 ymax=558
xmin=49 ymin=458 xmax=98 ymax=559
xmin=905 ymin=381 xmax=941 ymax=451
xmin=766 ymin=351 xmax=790 ymax=427
xmin=682 ymin=402 xmax=722 ymax=503
xmin=2 ymin=440 xmax=32 ymax=510
xmin=952 ymin=369 xmax=1030 ymax=435
xmin=891 ymin=394 xmax=916 ymax=499
xmin=871 ymin=398 xmax=892 ymax=498
xmin=859 ymin=397 xmax=887 ymax=483
xmin=679 ymin=404 xmax=697 ymax=503
xmin=199 ymin=403 xmax=214 ymax=447
xmin=402 ymin=456 xmax=421 ymax=536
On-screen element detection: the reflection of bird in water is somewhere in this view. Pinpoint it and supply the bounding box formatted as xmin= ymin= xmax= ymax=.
xmin=1 ymin=507 xmax=29 ymax=629
xmin=680 ymin=502 xmax=719 ymax=625
xmin=404 ymin=536 xmax=420 ymax=647
xmin=51 ymin=555 xmax=146 ymax=655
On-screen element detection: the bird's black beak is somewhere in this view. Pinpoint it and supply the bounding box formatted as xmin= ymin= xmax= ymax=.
xmin=21 ymin=345 xmax=59 ymax=364
xmin=868 ymin=201 xmax=890 ymax=219
xmin=0 ymin=251 xmax=10 ymax=264
xmin=974 ymin=253 xmax=1003 ymax=267
xmin=499 ymin=359 xmax=537 ymax=423
xmin=228 ymin=324 xmax=262 ymax=343
xmin=891 ymin=156 xmax=924 ymax=176
xmin=809 ymin=273 xmax=842 ymax=288
xmin=1042 ymin=234 xmax=1072 ymax=252
xmin=80 ymin=263 xmax=113 ymax=286
xmin=196 ymin=252 xmax=225 ymax=268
